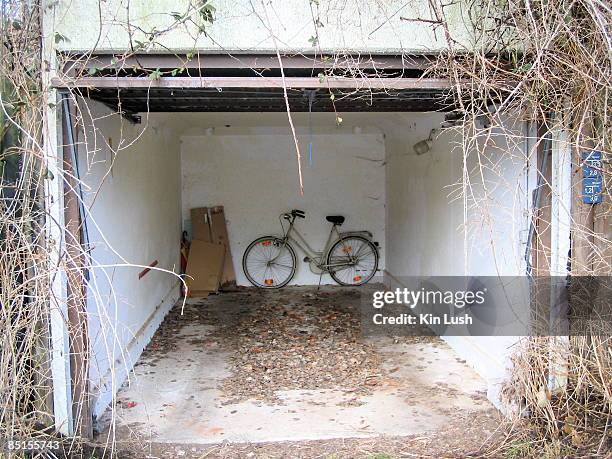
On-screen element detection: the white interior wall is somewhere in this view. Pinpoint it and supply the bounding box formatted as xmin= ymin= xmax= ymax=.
xmin=180 ymin=129 xmax=386 ymax=285
xmin=385 ymin=114 xmax=530 ymax=276
xmin=384 ymin=113 xmax=532 ymax=407
xmin=77 ymin=102 xmax=182 ymax=418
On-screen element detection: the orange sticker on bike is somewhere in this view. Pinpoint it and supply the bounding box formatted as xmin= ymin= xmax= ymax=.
xmin=353 ymin=276 xmax=362 ymax=282
xmin=264 ymin=279 xmax=274 ymax=285
xmin=261 ymin=241 xmax=272 ymax=246
xmin=342 ymin=246 xmax=353 ymax=253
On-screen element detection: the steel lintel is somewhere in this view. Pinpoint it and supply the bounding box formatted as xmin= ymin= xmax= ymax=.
xmin=62 ymin=53 xmax=434 ymax=75
xmin=52 ymin=76 xmax=452 ymax=90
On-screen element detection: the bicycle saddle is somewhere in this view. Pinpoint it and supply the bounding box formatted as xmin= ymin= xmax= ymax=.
xmin=326 ymin=215 xmax=345 ymax=225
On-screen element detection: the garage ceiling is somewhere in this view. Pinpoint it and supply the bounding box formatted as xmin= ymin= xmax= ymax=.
xmin=71 ymin=86 xmax=451 ymax=113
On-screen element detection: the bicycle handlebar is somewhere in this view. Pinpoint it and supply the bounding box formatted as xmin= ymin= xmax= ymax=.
xmin=282 ymin=210 xmax=305 ymax=222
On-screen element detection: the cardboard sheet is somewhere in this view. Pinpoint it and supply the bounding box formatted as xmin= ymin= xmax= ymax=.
xmin=187 ymin=290 xmax=210 ymax=299
xmin=185 ymin=240 xmax=225 ymax=294
xmin=210 ymin=206 xmax=236 ymax=284
xmin=191 ymin=207 xmax=212 ymax=242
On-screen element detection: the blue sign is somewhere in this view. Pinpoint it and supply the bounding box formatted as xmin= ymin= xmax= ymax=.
xmin=582 ymin=151 xmax=603 ymax=204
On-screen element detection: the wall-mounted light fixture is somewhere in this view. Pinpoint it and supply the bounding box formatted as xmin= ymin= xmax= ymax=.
xmin=413 ymin=128 xmax=439 ymax=155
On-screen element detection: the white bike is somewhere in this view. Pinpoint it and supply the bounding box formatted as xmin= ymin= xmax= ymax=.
xmin=242 ymin=209 xmax=379 ymax=288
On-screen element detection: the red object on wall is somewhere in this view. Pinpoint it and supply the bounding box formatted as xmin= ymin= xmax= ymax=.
xmin=138 ymin=260 xmax=158 ymax=280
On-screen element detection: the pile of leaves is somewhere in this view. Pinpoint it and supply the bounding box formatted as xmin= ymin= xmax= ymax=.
xmin=215 ymin=288 xmax=385 ymax=403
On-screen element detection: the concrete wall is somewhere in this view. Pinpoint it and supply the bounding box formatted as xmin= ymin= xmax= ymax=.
xmin=47 ymin=0 xmax=472 ymax=54
xmin=385 ymin=115 xmax=531 ymax=277
xmin=180 ymin=131 xmax=386 ymax=285
xmin=383 ymin=113 xmax=532 ymax=407
xmin=76 ymin=103 xmax=182 ymax=418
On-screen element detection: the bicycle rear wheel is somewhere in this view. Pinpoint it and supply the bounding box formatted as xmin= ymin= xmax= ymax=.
xmin=327 ymin=236 xmax=379 ymax=286
xmin=242 ymin=236 xmax=297 ymax=288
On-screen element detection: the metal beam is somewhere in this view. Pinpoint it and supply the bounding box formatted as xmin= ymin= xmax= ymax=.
xmin=52 ymin=76 xmax=452 ymax=90
xmin=62 ymin=53 xmax=433 ymax=74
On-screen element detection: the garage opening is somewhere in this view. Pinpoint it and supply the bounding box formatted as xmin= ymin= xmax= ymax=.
xmin=55 ymin=65 xmax=529 ymax=452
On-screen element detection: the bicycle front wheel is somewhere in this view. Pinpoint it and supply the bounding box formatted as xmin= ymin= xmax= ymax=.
xmin=327 ymin=236 xmax=379 ymax=286
xmin=242 ymin=236 xmax=297 ymax=288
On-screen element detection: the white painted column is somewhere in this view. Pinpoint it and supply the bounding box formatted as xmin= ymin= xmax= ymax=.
xmin=42 ymin=3 xmax=74 ymax=436
xmin=551 ymin=126 xmax=572 ymax=277
xmin=548 ymin=122 xmax=572 ymax=391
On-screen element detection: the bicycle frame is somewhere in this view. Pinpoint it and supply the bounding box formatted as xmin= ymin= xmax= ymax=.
xmin=277 ymin=218 xmax=354 ymax=271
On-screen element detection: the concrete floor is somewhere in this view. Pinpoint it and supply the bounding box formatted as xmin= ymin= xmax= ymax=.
xmin=108 ymin=286 xmax=495 ymax=445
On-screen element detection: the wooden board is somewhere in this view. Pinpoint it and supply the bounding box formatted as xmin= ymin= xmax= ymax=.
xmin=210 ymin=206 xmax=236 ymax=285
xmin=185 ymin=240 xmax=225 ymax=293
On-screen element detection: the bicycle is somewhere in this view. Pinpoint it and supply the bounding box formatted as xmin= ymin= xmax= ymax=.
xmin=242 ymin=209 xmax=380 ymax=288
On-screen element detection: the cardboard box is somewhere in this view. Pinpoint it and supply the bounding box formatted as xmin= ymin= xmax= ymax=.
xmin=210 ymin=206 xmax=236 ymax=284
xmin=185 ymin=240 xmax=225 ymax=294
xmin=191 ymin=207 xmax=212 ymax=242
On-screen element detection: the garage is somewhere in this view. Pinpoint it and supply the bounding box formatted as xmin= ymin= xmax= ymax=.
xmin=47 ymin=54 xmax=532 ymax=453
xmin=0 ymin=0 xmax=603 ymax=455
